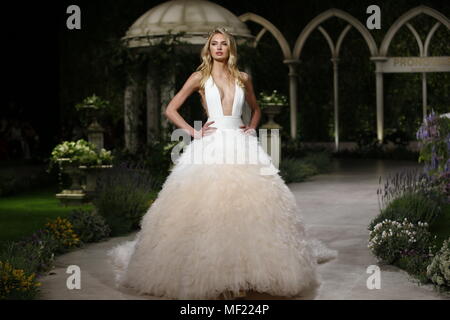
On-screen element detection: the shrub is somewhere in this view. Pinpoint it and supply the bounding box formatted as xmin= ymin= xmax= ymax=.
xmin=426 ymin=237 xmax=450 ymax=291
xmin=93 ymin=161 xmax=156 ymax=236
xmin=355 ymin=129 xmax=384 ymax=155
xmin=369 ymin=191 xmax=442 ymax=231
xmin=416 ymin=111 xmax=450 ymax=177
xmin=44 ymin=217 xmax=81 ymax=254
xmin=371 ymin=168 xmax=444 ymax=230
xmin=368 ymin=218 xmax=436 ymax=265
xmin=0 ymin=261 xmax=41 ymax=300
xmin=113 ymin=143 xmax=172 ymax=190
xmin=67 ymin=208 xmax=111 ymax=244
xmin=279 ymin=157 xmax=318 ymax=183
xmin=301 ymin=151 xmax=332 ymax=173
xmin=396 ymin=252 xmax=433 ymax=284
xmin=3 ymin=230 xmax=59 ymax=274
xmin=416 ymin=112 xmax=450 ymax=203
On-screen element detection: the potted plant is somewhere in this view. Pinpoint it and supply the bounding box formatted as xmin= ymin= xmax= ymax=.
xmin=257 ymin=90 xmax=288 ymax=129
xmin=50 ymin=139 xmax=113 ymax=204
xmin=75 ymin=94 xmax=110 ymax=127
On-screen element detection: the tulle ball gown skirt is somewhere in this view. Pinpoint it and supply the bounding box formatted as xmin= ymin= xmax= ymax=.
xmin=108 ymin=117 xmax=337 ymax=300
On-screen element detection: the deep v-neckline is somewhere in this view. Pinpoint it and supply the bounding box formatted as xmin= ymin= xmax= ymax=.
xmin=210 ymin=75 xmax=237 ymax=116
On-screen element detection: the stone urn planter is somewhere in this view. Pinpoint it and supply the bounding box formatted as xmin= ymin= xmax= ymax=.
xmin=79 ymin=164 xmax=113 ymax=199
xmin=55 ymin=158 xmax=86 ymax=206
xmin=261 ymin=103 xmax=285 ymax=129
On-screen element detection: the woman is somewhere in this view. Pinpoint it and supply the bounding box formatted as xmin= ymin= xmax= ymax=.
xmin=108 ymin=27 xmax=337 ymax=300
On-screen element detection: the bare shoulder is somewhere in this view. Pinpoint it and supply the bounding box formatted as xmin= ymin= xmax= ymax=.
xmin=192 ymin=71 xmax=202 ymax=79
xmin=184 ymin=71 xmax=202 ymax=90
xmin=190 ymin=71 xmax=203 ymax=83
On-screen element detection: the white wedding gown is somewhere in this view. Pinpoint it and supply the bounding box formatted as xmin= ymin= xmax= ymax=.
xmin=107 ymin=75 xmax=337 ymax=299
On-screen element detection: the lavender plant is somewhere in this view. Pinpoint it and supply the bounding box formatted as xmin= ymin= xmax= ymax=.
xmin=93 ymin=161 xmax=156 ymax=236
xmin=67 ymin=208 xmax=111 ymax=244
xmin=370 ymin=168 xmax=442 ymax=230
xmin=416 ymin=111 xmax=450 ymax=202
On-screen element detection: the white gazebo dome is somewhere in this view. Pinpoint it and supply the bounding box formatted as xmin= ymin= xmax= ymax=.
xmin=123 ymin=0 xmax=253 ymax=47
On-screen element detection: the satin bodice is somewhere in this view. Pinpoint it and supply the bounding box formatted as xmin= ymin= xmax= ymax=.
xmin=204 ymin=75 xmax=245 ymax=129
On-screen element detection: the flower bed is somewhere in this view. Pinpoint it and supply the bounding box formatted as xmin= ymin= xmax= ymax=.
xmin=0 ymin=209 xmax=111 ymax=300
xmin=368 ymin=111 xmax=450 ymax=293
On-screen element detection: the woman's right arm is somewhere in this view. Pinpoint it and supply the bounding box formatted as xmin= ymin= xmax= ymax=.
xmin=164 ymin=71 xmax=202 ymax=138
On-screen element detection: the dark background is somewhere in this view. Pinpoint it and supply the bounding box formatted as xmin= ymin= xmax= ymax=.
xmin=3 ymin=0 xmax=449 ymax=158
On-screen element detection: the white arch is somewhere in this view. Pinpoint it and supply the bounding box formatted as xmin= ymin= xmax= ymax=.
xmin=379 ymin=5 xmax=450 ymax=56
xmin=238 ymin=12 xmax=292 ymax=58
xmin=293 ymin=8 xmax=378 ymax=59
xmin=425 ymin=22 xmax=442 ymax=56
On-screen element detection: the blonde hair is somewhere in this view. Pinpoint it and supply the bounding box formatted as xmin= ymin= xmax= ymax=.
xmin=196 ymin=27 xmax=245 ymax=90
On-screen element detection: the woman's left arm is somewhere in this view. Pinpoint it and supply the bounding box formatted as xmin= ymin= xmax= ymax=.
xmin=240 ymin=72 xmax=261 ymax=134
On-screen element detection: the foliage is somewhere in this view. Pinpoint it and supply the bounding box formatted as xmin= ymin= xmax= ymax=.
xmin=370 ymin=191 xmax=442 ymax=231
xmin=44 ymin=217 xmax=81 ymax=254
xmin=0 ymin=261 xmax=41 ymax=300
xmin=49 ymin=139 xmax=113 ymax=168
xmin=416 ymin=111 xmax=450 ymax=203
xmin=257 ymin=90 xmax=288 ymax=107
xmin=301 ymin=151 xmax=332 ymax=173
xmin=373 ymin=167 xmax=445 ymax=226
xmin=367 ymin=125 xmax=450 ymax=287
xmin=333 ymin=144 xmax=419 ymax=161
xmin=113 ymin=140 xmax=175 ymax=190
xmin=67 ymin=208 xmax=111 ymax=244
xmin=281 ymin=138 xmax=310 ymax=159
xmin=426 ymin=237 xmax=450 ymax=291
xmin=75 ymin=94 xmax=110 ymax=112
xmin=281 ymin=138 xmax=331 ymax=159
xmin=416 ymin=112 xmax=450 ymax=175
xmin=0 ymin=166 xmax=57 ymax=197
xmin=109 ymin=31 xmax=192 ymax=86
xmin=8 ymin=230 xmax=58 ymax=274
xmin=279 ymin=157 xmax=318 ymax=183
xmin=74 ymin=94 xmax=112 ymax=128
xmin=93 ymin=161 xmax=156 ymax=236
xmin=368 ymin=218 xmax=436 ymax=265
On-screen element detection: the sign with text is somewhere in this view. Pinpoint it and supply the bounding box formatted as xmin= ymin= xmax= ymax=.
xmin=379 ymin=56 xmax=450 ymax=73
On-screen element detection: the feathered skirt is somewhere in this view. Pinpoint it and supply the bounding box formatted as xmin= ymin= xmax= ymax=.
xmin=107 ymin=125 xmax=337 ymax=299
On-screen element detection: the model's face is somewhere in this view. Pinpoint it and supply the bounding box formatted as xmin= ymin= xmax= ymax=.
xmin=210 ymin=33 xmax=229 ymax=61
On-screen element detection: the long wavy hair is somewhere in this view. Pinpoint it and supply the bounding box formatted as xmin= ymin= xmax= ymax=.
xmin=196 ymin=27 xmax=245 ymax=90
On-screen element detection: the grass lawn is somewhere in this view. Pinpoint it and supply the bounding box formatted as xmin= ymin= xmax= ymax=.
xmin=0 ymin=187 xmax=94 ymax=244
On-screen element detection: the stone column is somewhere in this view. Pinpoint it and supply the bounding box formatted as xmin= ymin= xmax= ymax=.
xmin=124 ymin=72 xmax=141 ymax=153
xmin=146 ymin=65 xmax=159 ymax=144
xmin=283 ymin=59 xmax=301 ymax=139
xmin=331 ymin=57 xmax=340 ymax=152
xmin=422 ymin=72 xmax=427 ymax=119
xmin=371 ymin=57 xmax=388 ymax=144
